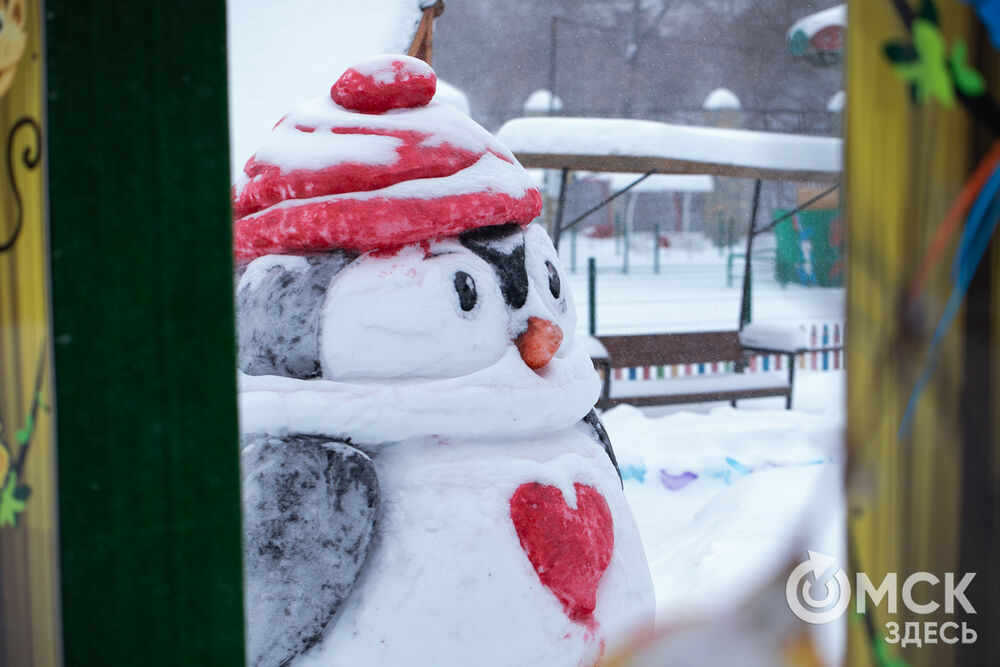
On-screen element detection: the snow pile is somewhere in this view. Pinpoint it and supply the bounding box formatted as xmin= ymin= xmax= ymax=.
xmin=497 ymin=117 xmax=842 ymax=175
xmin=434 ymin=78 xmax=471 ymax=115
xmin=827 ymin=90 xmax=846 ymax=113
xmin=524 ymin=88 xmax=565 ymax=114
xmin=702 ymin=87 xmax=741 ymax=111
xmin=739 ymin=322 xmax=810 ymax=352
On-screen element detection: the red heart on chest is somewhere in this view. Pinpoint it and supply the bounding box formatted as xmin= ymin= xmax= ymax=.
xmin=509 ymin=482 xmax=614 ymax=622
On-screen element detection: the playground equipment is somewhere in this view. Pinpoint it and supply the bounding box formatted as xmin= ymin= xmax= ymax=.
xmin=497 ymin=115 xmax=841 ymax=408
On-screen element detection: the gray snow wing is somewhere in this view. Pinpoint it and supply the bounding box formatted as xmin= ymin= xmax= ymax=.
xmin=242 ymin=434 xmax=379 ymax=667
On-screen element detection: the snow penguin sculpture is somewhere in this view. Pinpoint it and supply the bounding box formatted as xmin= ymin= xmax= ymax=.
xmin=234 ymin=55 xmax=655 ymax=667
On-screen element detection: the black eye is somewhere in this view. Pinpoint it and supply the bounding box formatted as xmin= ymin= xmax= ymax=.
xmin=454 ymin=271 xmax=477 ymax=311
xmin=545 ymin=260 xmax=561 ymax=299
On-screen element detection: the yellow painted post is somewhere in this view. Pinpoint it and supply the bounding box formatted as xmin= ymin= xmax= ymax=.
xmin=0 ymin=0 xmax=61 ymax=665
xmin=846 ymin=2 xmax=998 ymax=665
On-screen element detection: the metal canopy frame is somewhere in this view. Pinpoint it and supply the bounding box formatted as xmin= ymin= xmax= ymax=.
xmin=512 ymin=149 xmax=841 ymax=332
xmin=516 ymin=151 xmax=841 ymax=184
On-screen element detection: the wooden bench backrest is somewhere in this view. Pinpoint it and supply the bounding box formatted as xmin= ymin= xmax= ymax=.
xmin=597 ymin=331 xmax=744 ymax=367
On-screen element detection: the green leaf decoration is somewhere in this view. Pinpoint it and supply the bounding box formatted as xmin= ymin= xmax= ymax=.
xmin=0 ymin=473 xmax=28 ymax=527
xmin=15 ymin=412 xmax=34 ymax=446
xmin=885 ymin=41 xmax=919 ymax=63
xmin=890 ymin=19 xmax=955 ymax=106
xmin=950 ymin=40 xmax=986 ymax=97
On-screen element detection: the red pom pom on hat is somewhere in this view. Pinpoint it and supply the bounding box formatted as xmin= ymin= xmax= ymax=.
xmin=232 ymin=55 xmax=541 ymax=262
xmin=331 ymin=55 xmax=437 ymax=114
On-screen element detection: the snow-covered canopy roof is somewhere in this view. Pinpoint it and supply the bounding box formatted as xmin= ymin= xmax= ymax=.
xmin=497 ymin=117 xmax=842 ymax=182
xmin=434 ymin=78 xmax=471 ymax=116
xmin=702 ymin=88 xmax=741 ymax=111
xmin=826 ymin=90 xmax=845 ymax=113
xmin=227 ymin=0 xmax=426 ymax=181
xmin=582 ymin=172 xmax=714 ymax=193
xmin=523 ymin=89 xmax=564 ymax=114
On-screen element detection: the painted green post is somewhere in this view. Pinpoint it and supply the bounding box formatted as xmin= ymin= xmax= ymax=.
xmin=588 ymin=257 xmax=597 ymax=335
xmin=47 ymin=3 xmax=245 ymax=665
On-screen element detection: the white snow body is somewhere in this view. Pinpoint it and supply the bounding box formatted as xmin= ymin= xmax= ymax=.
xmin=293 ymin=430 xmax=653 ymax=667
xmin=239 ymin=226 xmax=655 ymax=665
xmin=240 ymin=347 xmax=655 ymax=665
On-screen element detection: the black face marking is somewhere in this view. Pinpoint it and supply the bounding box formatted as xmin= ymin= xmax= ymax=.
xmin=545 ymin=260 xmax=561 ymax=299
xmin=454 ymin=271 xmax=477 ymax=311
xmin=459 ymin=224 xmax=528 ymax=309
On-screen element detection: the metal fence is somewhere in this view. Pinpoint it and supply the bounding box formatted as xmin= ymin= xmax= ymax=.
xmin=564 ymin=244 xmax=845 ymax=373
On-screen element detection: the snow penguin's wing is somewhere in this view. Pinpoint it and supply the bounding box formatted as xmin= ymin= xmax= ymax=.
xmin=579 ymin=409 xmax=622 ymax=486
xmin=242 ymin=435 xmax=379 ymax=667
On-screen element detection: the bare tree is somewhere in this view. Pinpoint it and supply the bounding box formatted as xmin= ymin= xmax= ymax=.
xmin=557 ymin=0 xmax=766 ymax=116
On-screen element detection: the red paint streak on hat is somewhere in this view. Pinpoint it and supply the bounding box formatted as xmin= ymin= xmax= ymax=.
xmin=233 ymin=126 xmax=512 ymax=219
xmin=234 ymin=188 xmax=541 ymax=262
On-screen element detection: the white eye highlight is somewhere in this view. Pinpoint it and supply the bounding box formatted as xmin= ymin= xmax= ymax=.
xmin=454 ymin=271 xmax=478 ymax=312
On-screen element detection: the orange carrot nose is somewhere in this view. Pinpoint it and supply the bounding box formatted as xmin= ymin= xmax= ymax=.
xmin=516 ymin=317 xmax=564 ymax=370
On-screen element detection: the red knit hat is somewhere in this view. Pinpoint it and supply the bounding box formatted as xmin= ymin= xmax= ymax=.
xmin=232 ymin=55 xmax=542 ymax=262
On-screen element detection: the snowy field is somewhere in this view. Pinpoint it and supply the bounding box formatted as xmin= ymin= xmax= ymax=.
xmin=559 ymin=231 xmax=844 ymax=336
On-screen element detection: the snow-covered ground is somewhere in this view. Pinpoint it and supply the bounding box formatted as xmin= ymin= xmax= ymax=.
xmin=562 ymin=234 xmax=846 ymax=662
xmin=602 ymin=370 xmax=846 ymax=665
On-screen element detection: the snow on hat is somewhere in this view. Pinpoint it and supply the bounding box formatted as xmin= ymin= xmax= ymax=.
xmin=232 ymin=55 xmax=542 ymax=262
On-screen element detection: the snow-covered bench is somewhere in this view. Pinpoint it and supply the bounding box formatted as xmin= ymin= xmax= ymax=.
xmin=591 ymin=326 xmax=808 ymax=410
